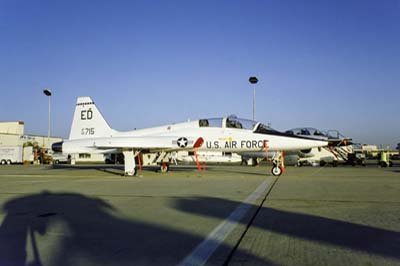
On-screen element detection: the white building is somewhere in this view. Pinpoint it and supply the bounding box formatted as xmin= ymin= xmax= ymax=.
xmin=0 ymin=121 xmax=105 ymax=163
xmin=0 ymin=121 xmax=62 ymax=148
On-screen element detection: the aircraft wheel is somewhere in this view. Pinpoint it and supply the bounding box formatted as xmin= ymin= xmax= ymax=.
xmin=319 ymin=160 xmax=326 ymax=167
xmin=6 ymin=160 xmax=11 ymax=165
xmin=1 ymin=160 xmax=6 ymax=165
xmin=271 ymin=166 xmax=282 ymax=176
xmin=124 ymin=167 xmax=137 ymax=176
xmin=380 ymin=161 xmax=388 ymax=167
xmin=53 ymin=160 xmax=59 ymax=165
xmin=160 ymin=163 xmax=169 ymax=173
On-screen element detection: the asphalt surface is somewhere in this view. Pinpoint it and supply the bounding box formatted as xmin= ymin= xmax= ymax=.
xmin=0 ymin=164 xmax=399 ymax=266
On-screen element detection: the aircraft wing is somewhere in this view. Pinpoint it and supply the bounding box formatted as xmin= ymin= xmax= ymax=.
xmin=69 ymin=136 xmax=204 ymax=153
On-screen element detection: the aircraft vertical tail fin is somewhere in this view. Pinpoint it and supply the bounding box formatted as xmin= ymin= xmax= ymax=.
xmin=69 ymin=97 xmax=114 ymax=140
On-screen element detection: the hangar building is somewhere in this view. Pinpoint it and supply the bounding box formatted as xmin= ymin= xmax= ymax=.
xmin=0 ymin=121 xmax=61 ymax=148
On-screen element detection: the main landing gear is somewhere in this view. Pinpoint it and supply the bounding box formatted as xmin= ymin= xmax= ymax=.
xmin=123 ymin=150 xmax=139 ymax=176
xmin=160 ymin=162 xmax=169 ymax=173
xmin=122 ymin=150 xmax=172 ymax=176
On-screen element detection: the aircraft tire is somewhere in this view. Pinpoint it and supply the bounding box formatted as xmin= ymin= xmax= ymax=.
xmin=1 ymin=160 xmax=6 ymax=165
xmin=6 ymin=160 xmax=11 ymax=165
xmin=160 ymin=163 xmax=169 ymax=173
xmin=271 ymin=166 xmax=282 ymax=176
xmin=124 ymin=168 xmax=137 ymax=176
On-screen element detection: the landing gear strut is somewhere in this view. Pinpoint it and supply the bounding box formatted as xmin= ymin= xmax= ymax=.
xmin=122 ymin=150 xmax=139 ymax=176
xmin=271 ymin=152 xmax=285 ymax=176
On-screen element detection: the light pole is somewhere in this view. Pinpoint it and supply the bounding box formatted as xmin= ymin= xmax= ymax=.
xmin=43 ymin=89 xmax=52 ymax=148
xmin=249 ymin=76 xmax=258 ymax=121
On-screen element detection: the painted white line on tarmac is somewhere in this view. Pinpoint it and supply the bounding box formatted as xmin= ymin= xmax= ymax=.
xmin=177 ymin=177 xmax=275 ymax=266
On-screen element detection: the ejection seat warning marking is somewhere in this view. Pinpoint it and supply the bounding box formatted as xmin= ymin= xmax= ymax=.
xmin=177 ymin=178 xmax=274 ymax=266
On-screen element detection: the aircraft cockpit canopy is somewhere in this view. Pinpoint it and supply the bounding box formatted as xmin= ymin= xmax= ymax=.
xmin=198 ymin=118 xmax=223 ymax=128
xmin=198 ymin=116 xmax=277 ymax=133
xmin=225 ymin=116 xmax=258 ymax=130
xmin=285 ymin=127 xmax=327 ymax=137
xmin=198 ymin=116 xmax=258 ymax=130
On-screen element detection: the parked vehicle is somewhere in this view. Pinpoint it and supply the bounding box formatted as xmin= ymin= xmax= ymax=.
xmin=0 ymin=146 xmax=23 ymax=164
xmin=50 ymin=152 xmax=70 ymax=164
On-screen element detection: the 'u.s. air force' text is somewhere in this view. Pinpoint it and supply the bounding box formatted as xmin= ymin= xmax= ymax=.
xmin=205 ymin=140 xmax=267 ymax=149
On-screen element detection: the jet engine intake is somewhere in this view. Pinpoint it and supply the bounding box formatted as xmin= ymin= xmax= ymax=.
xmin=52 ymin=141 xmax=63 ymax=153
xmin=300 ymin=148 xmax=312 ymax=154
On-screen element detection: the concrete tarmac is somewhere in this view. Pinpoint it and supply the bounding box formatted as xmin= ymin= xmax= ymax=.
xmin=0 ymin=164 xmax=399 ymax=266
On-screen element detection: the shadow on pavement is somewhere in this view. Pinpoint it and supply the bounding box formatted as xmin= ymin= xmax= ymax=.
xmin=49 ymin=164 xmax=204 ymax=176
xmin=0 ymin=192 xmax=270 ymax=266
xmin=172 ymin=197 xmax=400 ymax=260
xmin=50 ymin=164 xmax=125 ymax=176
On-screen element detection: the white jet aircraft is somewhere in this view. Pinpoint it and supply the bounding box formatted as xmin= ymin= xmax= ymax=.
xmin=52 ymin=97 xmax=328 ymax=176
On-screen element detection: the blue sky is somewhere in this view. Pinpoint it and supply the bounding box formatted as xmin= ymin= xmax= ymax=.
xmin=0 ymin=0 xmax=399 ymax=147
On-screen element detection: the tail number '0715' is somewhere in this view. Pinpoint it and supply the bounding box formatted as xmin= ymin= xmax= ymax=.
xmin=81 ymin=128 xmax=95 ymax=135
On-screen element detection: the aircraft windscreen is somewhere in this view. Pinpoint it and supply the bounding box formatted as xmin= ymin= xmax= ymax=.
xmin=254 ymin=123 xmax=278 ymax=134
xmin=226 ymin=117 xmax=257 ymax=130
xmin=199 ymin=118 xmax=223 ymax=127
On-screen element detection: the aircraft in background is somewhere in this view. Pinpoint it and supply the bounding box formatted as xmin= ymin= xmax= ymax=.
xmin=52 ymin=97 xmax=328 ymax=176
xmin=241 ymin=127 xmax=353 ymax=167
xmin=284 ymin=128 xmax=354 ymax=166
xmin=284 ymin=128 xmax=351 ymax=147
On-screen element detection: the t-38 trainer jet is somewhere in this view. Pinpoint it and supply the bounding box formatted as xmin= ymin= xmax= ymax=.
xmin=52 ymin=97 xmax=328 ymax=176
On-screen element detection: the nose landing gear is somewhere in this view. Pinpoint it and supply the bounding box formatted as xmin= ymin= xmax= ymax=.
xmin=271 ymin=152 xmax=285 ymax=176
xmin=271 ymin=164 xmax=283 ymax=176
